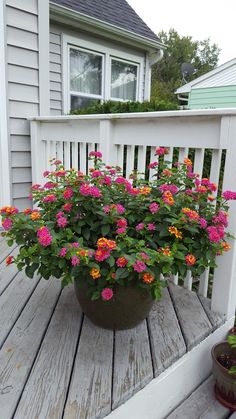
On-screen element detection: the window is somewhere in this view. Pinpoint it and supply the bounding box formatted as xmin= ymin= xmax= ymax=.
xmin=110 ymin=59 xmax=138 ymax=101
xmin=69 ymin=47 xmax=103 ymax=110
xmin=64 ymin=36 xmax=143 ymax=112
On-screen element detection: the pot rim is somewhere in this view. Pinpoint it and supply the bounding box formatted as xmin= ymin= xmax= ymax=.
xmin=211 ymin=340 xmax=236 ymax=376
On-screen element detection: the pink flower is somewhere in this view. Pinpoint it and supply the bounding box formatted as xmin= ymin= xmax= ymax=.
xmin=148 ymin=161 xmax=158 ymax=169
xmin=55 ymin=170 xmax=66 ymax=177
xmin=91 ymin=170 xmax=102 ymax=178
xmin=149 ymin=202 xmax=159 ymax=214
xmin=109 ymin=169 xmax=116 ymax=175
xmin=199 ymin=218 xmax=208 ymax=229
xmin=59 ymin=248 xmax=67 ymax=257
xmin=2 ymin=218 xmax=13 ymax=230
xmin=95 ymin=249 xmax=110 ymax=261
xmin=136 ymin=223 xmax=145 ymax=231
xmin=89 ymin=151 xmax=102 ymax=158
xmin=195 ymin=179 xmax=201 ymax=187
xmin=56 ymin=211 xmax=64 ymax=219
xmin=116 ymin=257 xmax=128 ymax=267
xmin=32 ymin=184 xmax=41 ymax=190
xmin=63 ymin=188 xmax=73 ymax=200
xmin=101 ymin=288 xmax=113 ymax=301
xmin=115 ymin=177 xmax=126 ymax=184
xmin=140 ymin=252 xmax=150 ymax=261
xmin=63 ymin=203 xmax=72 ymax=213
xmin=222 ymin=190 xmax=236 ymax=200
xmin=147 ymin=223 xmax=155 ymax=231
xmin=159 ymin=184 xmax=179 ymax=194
xmin=133 ymin=260 xmax=147 ymax=273
xmin=100 ymin=175 xmax=112 ymax=186
xmin=43 ymin=171 xmax=50 ymax=177
xmin=54 ymin=159 xmax=62 ymax=165
xmin=186 ymin=172 xmax=196 ymax=179
xmin=116 ymin=218 xmax=127 ymax=228
xmin=90 ymin=186 xmax=102 ymax=198
xmin=207 ymin=226 xmax=221 ymax=243
xmin=116 ymin=227 xmax=126 ymax=234
xmin=217 ymin=225 xmax=225 ymax=239
xmin=44 ymin=182 xmax=57 ymax=189
xmin=43 ymin=194 xmax=56 ymax=203
xmin=71 ymin=256 xmax=80 ymax=266
xmin=103 ymin=205 xmax=110 ymax=213
xmin=72 ymin=242 xmax=80 ymax=248
xmin=213 ymin=211 xmax=228 ymax=227
xmin=155 ymin=147 xmax=169 ymax=156
xmin=80 ymin=184 xmax=91 ymax=196
xmin=116 ymin=204 xmax=125 ymax=214
xmin=37 ymin=227 xmax=52 ymax=247
xmin=57 ymin=217 xmax=67 ymax=228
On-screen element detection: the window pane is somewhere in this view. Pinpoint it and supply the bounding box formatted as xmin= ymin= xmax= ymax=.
xmin=70 ymin=48 xmax=102 ymax=95
xmin=111 ymin=60 xmax=137 ymax=100
xmin=70 ymin=95 xmax=100 ymax=110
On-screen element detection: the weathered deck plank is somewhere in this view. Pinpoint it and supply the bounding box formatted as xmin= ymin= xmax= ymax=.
xmin=199 ymin=295 xmax=225 ymax=330
xmin=0 ymin=272 xmax=40 ymax=347
xmin=168 ymin=282 xmax=213 ymax=350
xmin=167 ymin=376 xmax=230 ymax=419
xmin=147 ymin=287 xmax=186 ymax=377
xmin=14 ymin=286 xmax=82 ymax=419
xmin=0 ymin=279 xmax=61 ymax=419
xmin=63 ymin=316 xmax=113 ymax=419
xmin=0 ymin=247 xmax=19 ymax=295
xmin=0 ymin=239 xmax=17 ymax=264
xmin=112 ymin=320 xmax=153 ymax=410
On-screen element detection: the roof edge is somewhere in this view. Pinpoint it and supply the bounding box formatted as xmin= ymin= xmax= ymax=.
xmin=176 ymin=57 xmax=236 ymax=94
xmin=50 ymin=1 xmax=165 ymax=51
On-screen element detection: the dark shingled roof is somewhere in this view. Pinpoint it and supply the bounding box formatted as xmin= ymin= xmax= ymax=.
xmin=51 ymin=0 xmax=161 ymax=43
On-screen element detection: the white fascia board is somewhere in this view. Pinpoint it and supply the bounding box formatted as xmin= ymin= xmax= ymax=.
xmin=49 ymin=2 xmax=165 ymax=53
xmin=176 ymin=57 xmax=236 ymax=94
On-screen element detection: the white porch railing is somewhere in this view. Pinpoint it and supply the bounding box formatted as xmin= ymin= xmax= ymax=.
xmin=29 ymin=109 xmax=236 ymax=320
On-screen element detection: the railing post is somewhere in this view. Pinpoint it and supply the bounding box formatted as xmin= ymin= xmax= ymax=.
xmin=30 ymin=120 xmax=47 ymax=186
xmin=211 ymin=115 xmax=236 ymax=318
xmin=99 ymin=119 xmax=116 ymax=166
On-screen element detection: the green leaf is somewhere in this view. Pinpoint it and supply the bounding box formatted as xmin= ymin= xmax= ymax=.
xmin=82 ymin=227 xmax=90 ymax=241
xmin=107 ymin=256 xmax=115 ymax=267
xmin=115 ymin=268 xmax=130 ymax=279
xmin=101 ymin=224 xmax=110 ymax=236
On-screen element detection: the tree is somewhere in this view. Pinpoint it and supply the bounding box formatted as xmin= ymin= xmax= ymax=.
xmin=151 ymin=29 xmax=220 ymax=105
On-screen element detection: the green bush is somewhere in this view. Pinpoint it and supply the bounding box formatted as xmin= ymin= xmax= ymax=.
xmin=70 ymin=100 xmax=178 ymax=115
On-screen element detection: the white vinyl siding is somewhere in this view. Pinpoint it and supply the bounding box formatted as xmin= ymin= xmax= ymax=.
xmin=6 ymin=1 xmax=40 ymax=210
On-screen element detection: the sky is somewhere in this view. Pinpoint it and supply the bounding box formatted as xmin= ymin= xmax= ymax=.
xmin=127 ymin=0 xmax=236 ymax=65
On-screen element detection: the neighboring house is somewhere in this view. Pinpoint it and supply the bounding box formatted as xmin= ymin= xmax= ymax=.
xmin=175 ymin=58 xmax=236 ymax=109
xmin=0 ymin=0 xmax=164 ymax=211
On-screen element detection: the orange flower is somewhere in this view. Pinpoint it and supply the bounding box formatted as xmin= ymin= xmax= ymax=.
xmin=185 ymin=254 xmax=196 ymax=266
xmin=24 ymin=208 xmax=32 ymax=215
xmin=168 ymin=226 xmax=183 ymax=239
xmin=183 ymin=158 xmax=192 ymax=166
xmin=222 ymin=242 xmax=231 ymax=252
xmin=162 ymin=169 xmax=172 ymax=177
xmin=97 ymin=237 xmax=116 ymax=250
xmin=143 ymin=273 xmax=154 ymax=284
xmin=140 ymin=186 xmax=151 ymax=195
xmin=208 ymin=195 xmax=215 ymax=202
xmin=77 ymin=249 xmax=88 ymax=257
xmin=90 ymin=268 xmax=101 ymax=279
xmin=30 ymin=211 xmax=41 ymax=220
xmin=161 ymin=247 xmax=172 ymax=256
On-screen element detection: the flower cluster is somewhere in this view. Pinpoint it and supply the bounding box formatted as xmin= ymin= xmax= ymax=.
xmin=1 ymin=148 xmax=235 ymax=302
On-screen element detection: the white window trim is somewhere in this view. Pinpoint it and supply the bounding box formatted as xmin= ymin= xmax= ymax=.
xmin=62 ymin=34 xmax=144 ymax=113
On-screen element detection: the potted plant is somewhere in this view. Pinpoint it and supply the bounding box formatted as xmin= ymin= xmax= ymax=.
xmin=1 ymin=148 xmax=235 ymax=330
xmin=212 ymin=335 xmax=236 ymax=410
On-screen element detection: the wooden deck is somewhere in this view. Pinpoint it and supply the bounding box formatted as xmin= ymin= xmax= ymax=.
xmin=0 ymin=237 xmax=226 ymax=419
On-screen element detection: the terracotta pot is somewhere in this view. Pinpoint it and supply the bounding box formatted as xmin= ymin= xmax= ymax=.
xmin=212 ymin=341 xmax=236 ymax=410
xmin=74 ymin=280 xmax=154 ymax=330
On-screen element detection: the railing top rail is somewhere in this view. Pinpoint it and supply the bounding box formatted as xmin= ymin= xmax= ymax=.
xmin=28 ymin=108 xmax=236 ymax=123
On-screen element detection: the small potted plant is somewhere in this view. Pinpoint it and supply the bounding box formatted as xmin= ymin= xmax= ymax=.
xmin=1 ymin=148 xmax=235 ymax=330
xmin=212 ymin=335 xmax=236 ymax=410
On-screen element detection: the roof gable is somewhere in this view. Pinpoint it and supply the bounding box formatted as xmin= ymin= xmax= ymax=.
xmin=176 ymin=57 xmax=236 ymax=95
xmin=51 ymin=0 xmax=160 ymax=43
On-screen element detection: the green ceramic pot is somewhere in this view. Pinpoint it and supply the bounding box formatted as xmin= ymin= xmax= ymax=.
xmin=74 ymin=280 xmax=154 ymax=330
xmin=212 ymin=341 xmax=236 ymax=410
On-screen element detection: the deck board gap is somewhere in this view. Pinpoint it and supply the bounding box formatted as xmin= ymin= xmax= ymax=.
xmin=11 ymin=286 xmax=63 ymax=419
xmin=145 ymin=318 xmax=155 ymax=378
xmin=61 ymin=313 xmax=85 ymax=419
xmin=167 ymin=283 xmax=188 ymax=349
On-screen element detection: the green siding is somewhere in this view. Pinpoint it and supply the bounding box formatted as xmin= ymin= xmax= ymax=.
xmin=189 ymin=86 xmax=236 ymax=109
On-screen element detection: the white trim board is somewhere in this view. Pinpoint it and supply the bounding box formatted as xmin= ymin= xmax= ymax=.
xmin=107 ymin=317 xmax=234 ymax=419
xmin=0 ymin=0 xmax=11 ymax=211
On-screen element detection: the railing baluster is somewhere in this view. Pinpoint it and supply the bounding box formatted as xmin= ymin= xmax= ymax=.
xmin=198 ymin=268 xmax=210 ymax=297
xmin=164 ymin=146 xmax=173 ymax=165
xmin=178 ymin=147 xmax=188 ymax=163
xmin=194 ymin=148 xmax=205 ymax=178
xmin=149 ymin=146 xmax=158 ymax=181
xmin=72 ymin=142 xmax=78 ymax=170
xmin=87 ymin=143 xmax=94 ymax=170
xmin=116 ymin=145 xmax=124 ymax=173
xmin=137 ymin=146 xmax=146 ymax=178
xmin=79 ymin=143 xmax=87 ymax=174
xmin=210 ymin=149 xmax=222 ymax=199
xmin=126 ymin=145 xmax=135 ymax=180
xmin=46 ymin=141 xmax=51 ymax=170
xmin=64 ymin=141 xmax=70 ymax=169
xmin=57 ymin=141 xmax=63 ymax=163
xmin=184 ymin=271 xmax=193 ymax=290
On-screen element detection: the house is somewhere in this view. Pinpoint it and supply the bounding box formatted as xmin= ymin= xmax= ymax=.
xmin=175 ymin=57 xmax=236 ymax=109
xmin=0 ymin=0 xmax=164 ymax=212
